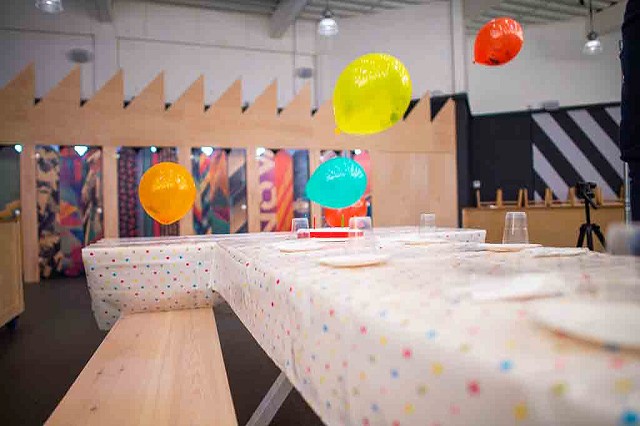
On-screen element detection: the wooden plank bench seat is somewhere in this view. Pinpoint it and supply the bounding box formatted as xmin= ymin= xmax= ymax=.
xmin=46 ymin=308 xmax=237 ymax=426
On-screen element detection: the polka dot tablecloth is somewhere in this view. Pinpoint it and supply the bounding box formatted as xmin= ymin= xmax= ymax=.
xmin=83 ymin=228 xmax=640 ymax=426
xmin=211 ymin=233 xmax=640 ymax=426
xmin=82 ymin=229 xmax=485 ymax=330
xmin=83 ymin=236 xmax=220 ymax=329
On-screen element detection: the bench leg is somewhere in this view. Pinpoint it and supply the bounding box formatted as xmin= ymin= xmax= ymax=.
xmin=246 ymin=372 xmax=293 ymax=426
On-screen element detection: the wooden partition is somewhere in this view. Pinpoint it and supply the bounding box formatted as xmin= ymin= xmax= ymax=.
xmin=463 ymin=204 xmax=624 ymax=251
xmin=0 ymin=65 xmax=458 ymax=282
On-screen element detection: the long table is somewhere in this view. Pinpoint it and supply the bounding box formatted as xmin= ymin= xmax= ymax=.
xmin=83 ymin=229 xmax=640 ymax=425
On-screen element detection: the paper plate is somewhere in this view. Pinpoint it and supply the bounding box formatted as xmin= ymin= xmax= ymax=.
xmin=317 ymin=253 xmax=390 ymax=268
xmin=400 ymin=236 xmax=450 ymax=246
xmin=525 ymin=247 xmax=589 ymax=258
xmin=455 ymin=273 xmax=565 ymax=302
xmin=478 ymin=243 xmax=542 ymax=252
xmin=528 ymin=300 xmax=640 ymax=349
xmin=274 ymin=240 xmax=326 ymax=253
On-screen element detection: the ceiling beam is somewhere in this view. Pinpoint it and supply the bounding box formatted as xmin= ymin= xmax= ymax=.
xmin=93 ymin=0 xmax=113 ymax=22
xmin=492 ymin=3 xmax=579 ymax=20
xmin=269 ymin=0 xmax=311 ymax=38
xmin=506 ymin=0 xmax=587 ymax=15
xmin=149 ymin=0 xmax=274 ymax=15
xmin=464 ymin=0 xmax=504 ymax=19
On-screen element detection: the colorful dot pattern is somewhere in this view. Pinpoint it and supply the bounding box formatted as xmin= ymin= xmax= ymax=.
xmin=83 ymin=236 xmax=223 ymax=329
xmin=84 ymin=228 xmax=640 ymax=425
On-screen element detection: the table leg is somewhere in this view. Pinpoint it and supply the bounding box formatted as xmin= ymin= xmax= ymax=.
xmin=246 ymin=372 xmax=293 ymax=426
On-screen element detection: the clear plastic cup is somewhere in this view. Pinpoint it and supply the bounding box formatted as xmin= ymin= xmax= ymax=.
xmin=419 ymin=213 xmax=436 ymax=236
xmin=347 ymin=216 xmax=375 ymax=252
xmin=606 ymin=223 xmax=640 ymax=256
xmin=291 ymin=218 xmax=310 ymax=239
xmin=502 ymin=212 xmax=529 ymax=244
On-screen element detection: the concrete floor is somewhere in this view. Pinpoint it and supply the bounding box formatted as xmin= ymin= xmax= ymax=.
xmin=0 ymin=277 xmax=323 ymax=425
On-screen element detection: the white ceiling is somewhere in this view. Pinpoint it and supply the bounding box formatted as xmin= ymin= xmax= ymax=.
xmin=465 ymin=0 xmax=621 ymax=33
xmin=139 ymin=0 xmax=622 ymax=33
xmin=143 ymin=0 xmax=438 ymax=20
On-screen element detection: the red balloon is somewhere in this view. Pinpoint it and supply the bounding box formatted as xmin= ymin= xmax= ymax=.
xmin=325 ymin=198 xmax=368 ymax=228
xmin=474 ymin=17 xmax=524 ymax=66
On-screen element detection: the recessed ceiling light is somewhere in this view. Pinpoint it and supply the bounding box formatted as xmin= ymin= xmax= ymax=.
xmin=35 ymin=0 xmax=63 ymax=14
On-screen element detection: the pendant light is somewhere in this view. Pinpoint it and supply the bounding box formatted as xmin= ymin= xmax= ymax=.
xmin=318 ymin=1 xmax=338 ymax=37
xmin=200 ymin=147 xmax=214 ymax=156
xmin=35 ymin=0 xmax=63 ymax=14
xmin=583 ymin=0 xmax=602 ymax=55
xmin=74 ymin=145 xmax=88 ymax=156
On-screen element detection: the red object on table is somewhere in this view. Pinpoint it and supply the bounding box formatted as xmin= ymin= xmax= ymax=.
xmin=324 ymin=198 xmax=368 ymax=228
xmin=297 ymin=228 xmax=363 ymax=239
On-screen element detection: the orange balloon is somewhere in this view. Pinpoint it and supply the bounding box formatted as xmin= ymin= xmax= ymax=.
xmin=138 ymin=162 xmax=196 ymax=225
xmin=474 ymin=17 xmax=524 ymax=66
xmin=324 ymin=198 xmax=368 ymax=228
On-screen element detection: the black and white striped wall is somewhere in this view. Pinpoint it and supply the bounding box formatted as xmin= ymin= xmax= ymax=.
xmin=532 ymin=105 xmax=622 ymax=201
xmin=468 ymin=101 xmax=622 ymax=204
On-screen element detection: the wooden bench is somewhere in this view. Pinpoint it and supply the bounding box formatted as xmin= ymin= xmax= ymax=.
xmin=46 ymin=308 xmax=237 ymax=426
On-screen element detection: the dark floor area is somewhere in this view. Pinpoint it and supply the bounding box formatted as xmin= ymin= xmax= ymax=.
xmin=0 ymin=277 xmax=323 ymax=425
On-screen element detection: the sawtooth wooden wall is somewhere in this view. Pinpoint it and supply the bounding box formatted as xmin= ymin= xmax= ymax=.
xmin=0 ymin=64 xmax=457 ymax=283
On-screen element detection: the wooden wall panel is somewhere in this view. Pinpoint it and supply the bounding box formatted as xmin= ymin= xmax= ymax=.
xmin=0 ymin=67 xmax=459 ymax=281
xmin=19 ymin=144 xmax=38 ymax=283
xmin=426 ymin=153 xmax=458 ymax=228
xmin=0 ymin=64 xmax=34 ymax=142
xmin=32 ymin=66 xmax=82 ymax=145
xmin=102 ymin=146 xmax=118 ymax=238
xmin=308 ymin=149 xmax=322 ymax=224
xmin=371 ymin=152 xmax=431 ymax=227
xmin=177 ymin=146 xmax=195 ymax=236
xmin=245 ymin=146 xmax=261 ymax=233
xmin=463 ymin=206 xmax=623 ymax=251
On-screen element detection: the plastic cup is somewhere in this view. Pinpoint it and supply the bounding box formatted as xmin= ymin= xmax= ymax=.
xmin=502 ymin=212 xmax=529 ymax=244
xmin=606 ymin=223 xmax=640 ymax=256
xmin=291 ymin=218 xmax=310 ymax=239
xmin=347 ymin=216 xmax=375 ymax=252
xmin=419 ymin=213 xmax=436 ymax=235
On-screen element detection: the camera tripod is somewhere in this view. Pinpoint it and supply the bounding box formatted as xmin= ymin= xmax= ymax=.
xmin=576 ymin=186 xmax=605 ymax=251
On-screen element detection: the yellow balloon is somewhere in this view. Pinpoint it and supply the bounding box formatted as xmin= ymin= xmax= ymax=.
xmin=138 ymin=162 xmax=196 ymax=225
xmin=333 ymin=53 xmax=412 ymax=135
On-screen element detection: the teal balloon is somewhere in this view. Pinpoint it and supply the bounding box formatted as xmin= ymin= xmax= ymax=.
xmin=305 ymin=157 xmax=367 ymax=209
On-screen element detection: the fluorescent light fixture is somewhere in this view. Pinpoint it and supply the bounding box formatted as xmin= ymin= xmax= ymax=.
xmin=583 ymin=32 xmax=603 ymax=55
xmin=150 ymin=146 xmax=157 ymax=153
xmin=256 ymin=147 xmax=266 ymax=157
xmin=582 ymin=0 xmax=602 ymax=56
xmin=14 ymin=144 xmax=23 ymax=153
xmin=201 ymin=146 xmax=214 ymax=156
xmin=35 ymin=0 xmax=63 ymax=13
xmin=74 ymin=145 xmax=88 ymax=156
xmin=318 ymin=9 xmax=338 ymax=37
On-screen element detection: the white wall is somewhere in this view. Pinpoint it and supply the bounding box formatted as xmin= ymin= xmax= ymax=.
xmin=0 ymin=0 xmax=624 ymax=114
xmin=467 ymin=17 xmax=622 ymax=115
xmin=0 ymin=0 xmax=317 ymax=107
xmin=318 ymin=1 xmax=456 ymax=101
xmin=113 ymin=1 xmax=317 ymax=106
xmin=0 ymin=0 xmax=97 ymax=99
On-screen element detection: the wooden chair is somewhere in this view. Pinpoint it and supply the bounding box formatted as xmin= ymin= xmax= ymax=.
xmin=46 ymin=308 xmax=237 ymax=426
xmin=495 ymin=189 xmax=504 ymax=208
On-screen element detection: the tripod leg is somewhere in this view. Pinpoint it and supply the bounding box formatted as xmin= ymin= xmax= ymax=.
xmin=577 ymin=225 xmax=586 ymax=248
xmin=586 ymin=225 xmax=595 ymax=251
xmin=593 ymin=225 xmax=606 ymax=249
